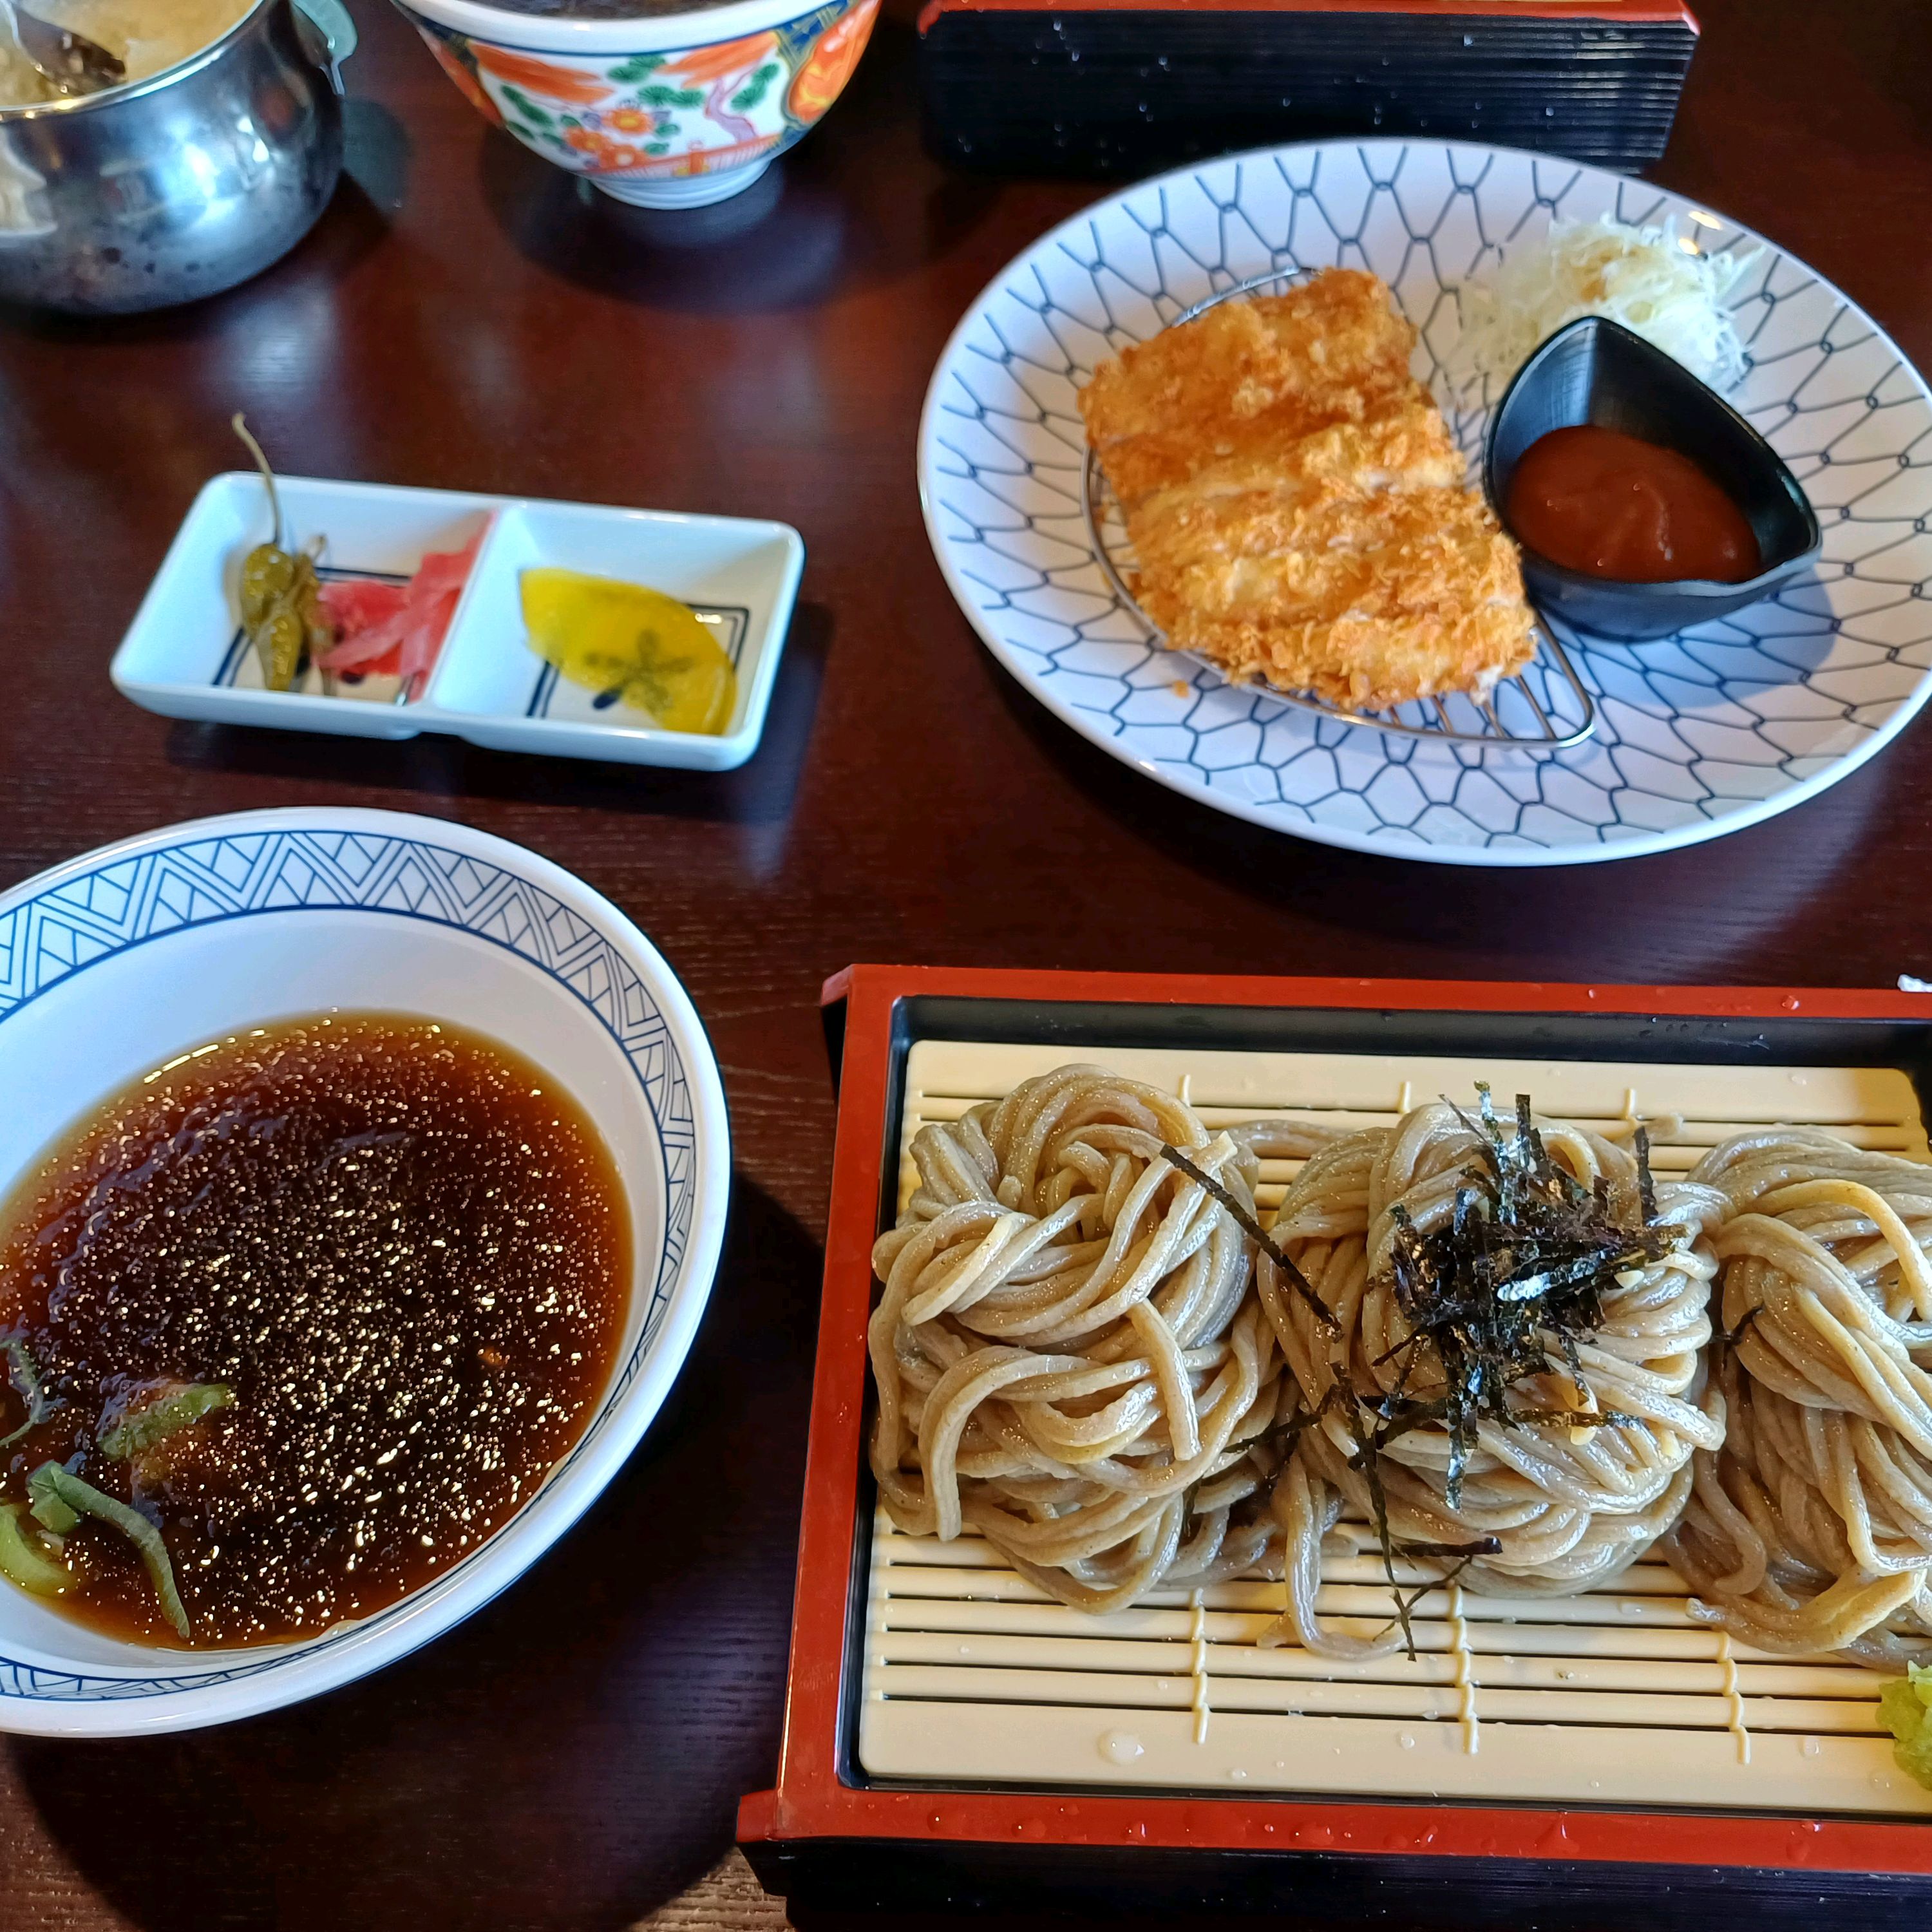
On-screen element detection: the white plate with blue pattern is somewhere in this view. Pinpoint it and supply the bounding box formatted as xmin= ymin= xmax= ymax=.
xmin=918 ymin=139 xmax=1932 ymax=866
xmin=0 ymin=808 xmax=729 ymax=1734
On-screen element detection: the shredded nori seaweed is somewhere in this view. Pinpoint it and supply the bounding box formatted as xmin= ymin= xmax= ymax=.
xmin=1381 ymin=1086 xmax=1672 ymax=1512
xmin=1325 ymin=1087 xmax=1673 ymax=1655
xmin=1168 ymin=1093 xmax=1673 ymax=1657
xmin=1159 ymin=1141 xmax=1338 ymax=1334
xmin=1716 ymin=1303 xmax=1763 ymax=1352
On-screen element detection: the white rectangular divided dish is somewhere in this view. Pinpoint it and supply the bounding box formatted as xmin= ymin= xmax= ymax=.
xmin=859 ymin=1040 xmax=1932 ymax=1819
xmin=111 ymin=475 xmax=806 ymax=771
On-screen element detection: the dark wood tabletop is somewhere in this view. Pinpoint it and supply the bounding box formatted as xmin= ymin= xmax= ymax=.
xmin=3 ymin=0 xmax=1931 ymax=1925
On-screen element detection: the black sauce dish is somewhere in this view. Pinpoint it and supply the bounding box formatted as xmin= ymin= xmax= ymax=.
xmin=1483 ymin=316 xmax=1822 ymax=643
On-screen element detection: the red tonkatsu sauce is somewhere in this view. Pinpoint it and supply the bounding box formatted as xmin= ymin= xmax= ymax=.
xmin=1506 ymin=424 xmax=1760 ymax=584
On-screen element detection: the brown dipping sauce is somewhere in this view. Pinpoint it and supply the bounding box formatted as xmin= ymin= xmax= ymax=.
xmin=0 ymin=1015 xmax=629 ymax=1647
xmin=1506 ymin=424 xmax=1761 ymax=584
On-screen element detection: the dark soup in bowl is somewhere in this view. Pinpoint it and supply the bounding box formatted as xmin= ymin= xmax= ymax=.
xmin=0 ymin=1014 xmax=629 ymax=1647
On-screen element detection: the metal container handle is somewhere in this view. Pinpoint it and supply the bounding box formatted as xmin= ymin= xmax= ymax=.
xmin=292 ymin=0 xmax=356 ymax=93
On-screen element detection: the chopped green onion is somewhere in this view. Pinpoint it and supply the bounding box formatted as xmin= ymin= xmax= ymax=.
xmin=99 ymin=1382 xmax=233 ymax=1462
xmin=0 ymin=1339 xmax=59 ymax=1450
xmin=26 ymin=1462 xmax=188 ymax=1639
xmin=0 ymin=1502 xmax=75 ymax=1596
xmin=26 ymin=1464 xmax=79 ymax=1535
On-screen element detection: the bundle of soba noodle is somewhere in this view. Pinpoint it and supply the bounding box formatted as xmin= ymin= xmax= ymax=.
xmin=1664 ymin=1130 xmax=1932 ymax=1669
xmin=867 ymin=1066 xmax=1734 ymax=1640
xmin=867 ymin=1066 xmax=1316 ymax=1611
xmin=1260 ymin=1096 xmax=1728 ymax=1657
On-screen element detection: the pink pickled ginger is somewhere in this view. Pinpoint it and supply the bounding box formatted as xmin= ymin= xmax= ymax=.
xmin=317 ymin=524 xmax=488 ymax=687
xmin=316 ymin=578 xmax=408 ymax=634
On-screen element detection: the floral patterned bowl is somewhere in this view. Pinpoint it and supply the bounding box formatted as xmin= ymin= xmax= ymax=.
xmin=393 ymin=0 xmax=878 ymax=208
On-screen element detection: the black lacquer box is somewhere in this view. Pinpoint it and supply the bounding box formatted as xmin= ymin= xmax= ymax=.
xmin=918 ymin=0 xmax=1700 ymax=177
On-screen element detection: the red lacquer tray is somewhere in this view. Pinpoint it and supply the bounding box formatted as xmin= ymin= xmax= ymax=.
xmin=738 ymin=967 xmax=1932 ymax=1926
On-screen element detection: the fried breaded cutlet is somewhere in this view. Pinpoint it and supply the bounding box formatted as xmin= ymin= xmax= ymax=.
xmin=1078 ymin=269 xmax=1537 ymax=711
xmin=1079 ymin=269 xmax=1426 ymax=508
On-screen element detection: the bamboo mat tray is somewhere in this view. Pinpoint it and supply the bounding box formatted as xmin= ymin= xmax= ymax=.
xmin=858 ymin=1039 xmax=1932 ymax=1817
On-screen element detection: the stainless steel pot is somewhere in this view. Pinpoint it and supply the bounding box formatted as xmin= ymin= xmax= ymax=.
xmin=0 ymin=0 xmax=356 ymax=315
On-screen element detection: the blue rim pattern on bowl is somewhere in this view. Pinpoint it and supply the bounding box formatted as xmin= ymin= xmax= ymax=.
xmin=0 ymin=824 xmax=694 ymax=1701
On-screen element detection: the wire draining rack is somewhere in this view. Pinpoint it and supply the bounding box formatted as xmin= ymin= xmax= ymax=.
xmin=1080 ymin=265 xmax=1597 ymax=753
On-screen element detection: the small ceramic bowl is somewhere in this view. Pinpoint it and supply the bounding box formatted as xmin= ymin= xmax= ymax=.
xmin=1484 ymin=316 xmax=1823 ymax=643
xmin=0 ymin=807 xmax=730 ymax=1734
xmin=393 ymin=0 xmax=879 ymax=209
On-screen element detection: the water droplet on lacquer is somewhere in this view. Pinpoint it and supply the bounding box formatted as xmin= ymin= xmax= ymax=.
xmin=1801 ymin=1738 xmax=1823 ymax=1757
xmin=1099 ymin=1729 xmax=1144 ymax=1765
xmin=1398 ymin=1732 xmax=1417 ymax=1750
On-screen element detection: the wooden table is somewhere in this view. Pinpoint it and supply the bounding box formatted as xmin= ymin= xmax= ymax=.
xmin=3 ymin=0 xmax=1931 ymax=1924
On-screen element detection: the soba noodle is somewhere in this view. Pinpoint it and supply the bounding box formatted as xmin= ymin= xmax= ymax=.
xmin=867 ymin=1064 xmax=1932 ymax=1678
xmin=1258 ymin=1103 xmax=1727 ymax=1656
xmin=866 ymin=1066 xmax=1315 ymax=1611
xmin=1664 ymin=1130 xmax=1932 ymax=1669
xmin=867 ymin=1068 xmax=1734 ymax=1640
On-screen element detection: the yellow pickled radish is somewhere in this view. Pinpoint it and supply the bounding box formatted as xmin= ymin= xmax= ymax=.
xmin=520 ymin=568 xmax=736 ymax=736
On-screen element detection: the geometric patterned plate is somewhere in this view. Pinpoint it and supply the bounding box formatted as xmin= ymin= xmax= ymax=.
xmin=918 ymin=140 xmax=1932 ymax=866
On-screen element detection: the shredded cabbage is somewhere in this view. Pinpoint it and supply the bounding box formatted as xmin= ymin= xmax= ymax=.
xmin=1459 ymin=216 xmax=1759 ymax=393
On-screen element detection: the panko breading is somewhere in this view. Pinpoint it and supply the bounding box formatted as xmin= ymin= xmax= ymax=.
xmin=1079 ymin=269 xmax=1425 ymax=508
xmin=1079 ymin=269 xmax=1538 ymax=710
xmin=1133 ymin=472 xmax=1535 ymax=712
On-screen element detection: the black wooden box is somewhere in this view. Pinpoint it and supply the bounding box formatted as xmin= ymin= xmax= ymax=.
xmin=917 ymin=0 xmax=1700 ymax=176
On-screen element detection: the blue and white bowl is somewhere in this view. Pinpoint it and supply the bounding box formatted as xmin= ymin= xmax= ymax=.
xmin=0 ymin=807 xmax=730 ymax=1735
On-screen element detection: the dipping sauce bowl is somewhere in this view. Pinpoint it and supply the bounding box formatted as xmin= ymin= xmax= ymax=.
xmin=1484 ymin=316 xmax=1822 ymax=643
